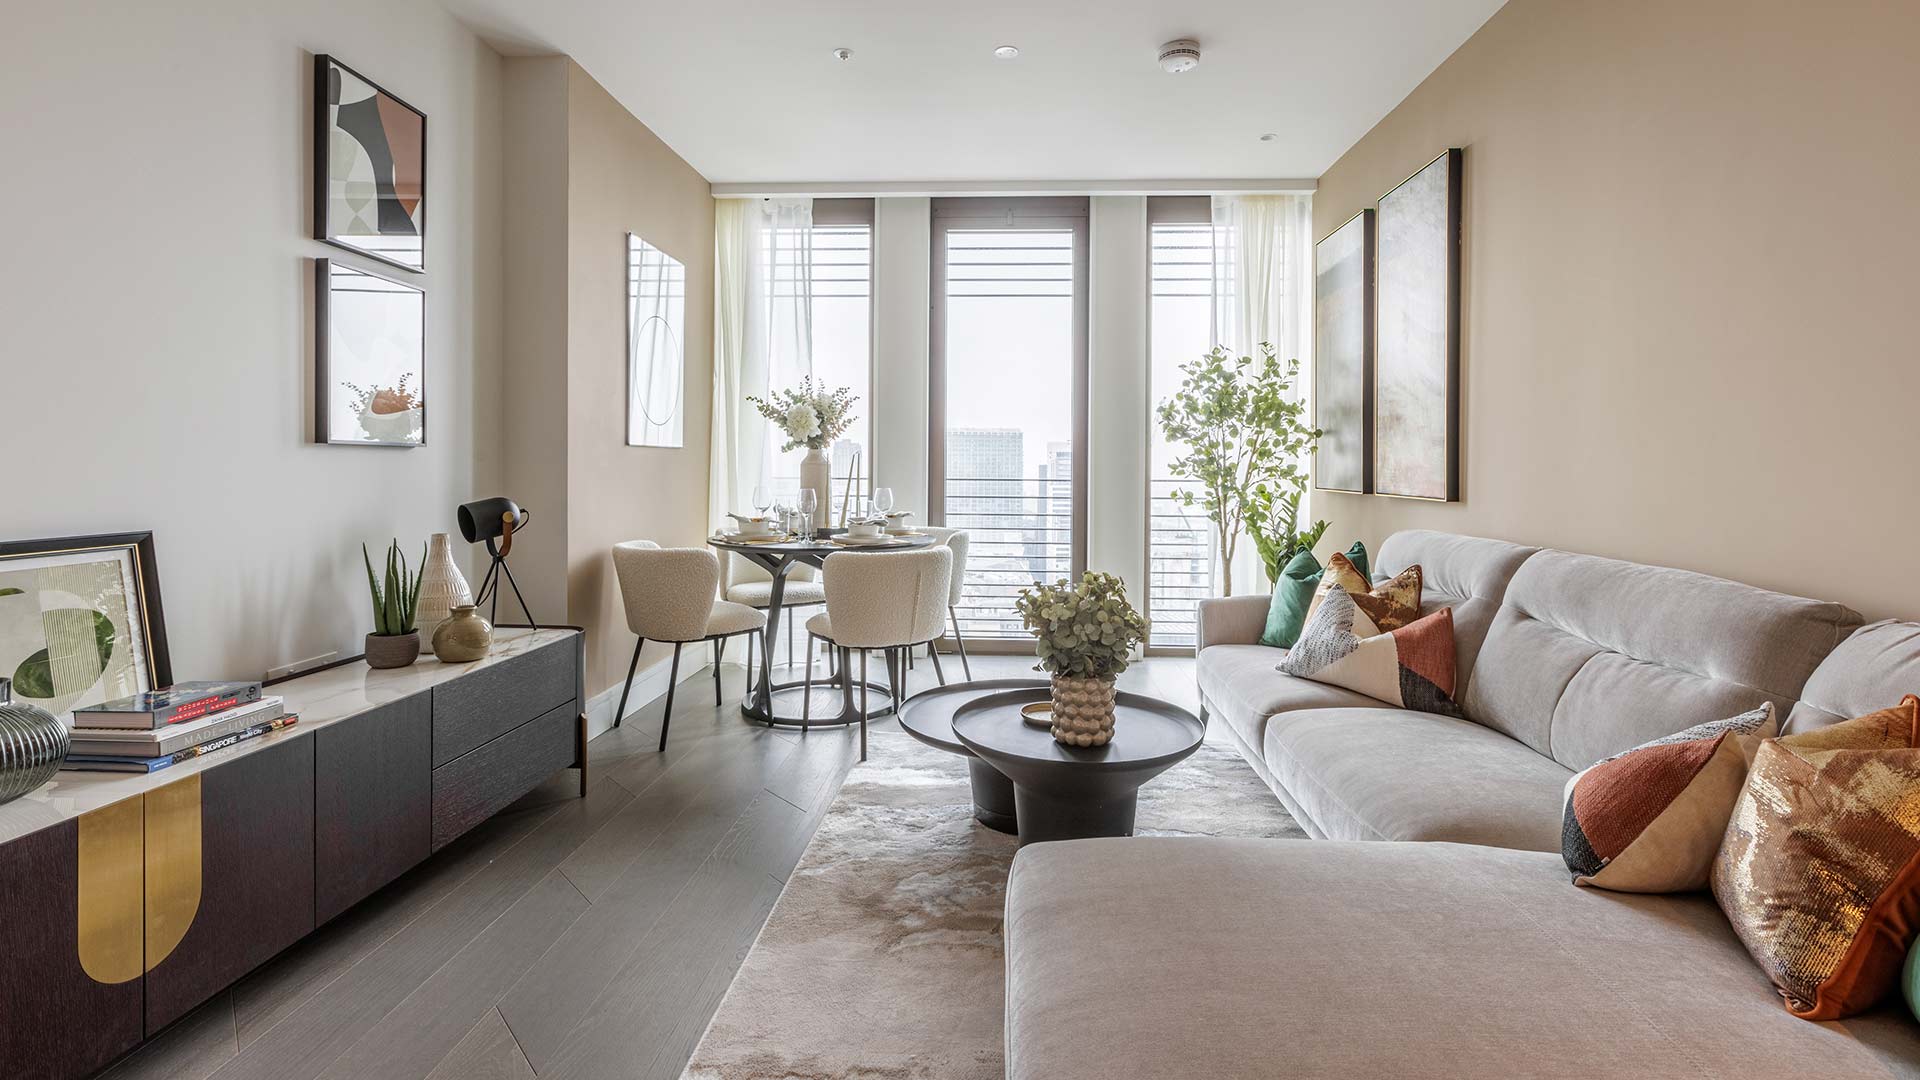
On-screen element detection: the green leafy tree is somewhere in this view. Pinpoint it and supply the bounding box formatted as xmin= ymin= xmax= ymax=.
xmin=1156 ymin=343 xmax=1321 ymax=596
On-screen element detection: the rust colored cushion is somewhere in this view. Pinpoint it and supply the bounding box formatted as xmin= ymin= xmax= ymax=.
xmin=1711 ymin=695 xmax=1920 ymax=1019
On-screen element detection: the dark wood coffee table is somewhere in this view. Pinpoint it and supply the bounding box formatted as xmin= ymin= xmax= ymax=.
xmin=951 ymin=687 xmax=1204 ymax=846
xmin=895 ymin=679 xmax=1042 ymax=834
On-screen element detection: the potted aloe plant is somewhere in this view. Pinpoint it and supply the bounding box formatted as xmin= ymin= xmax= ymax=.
xmin=363 ymin=539 xmax=425 ymax=669
xmin=1014 ymin=572 xmax=1149 ymax=747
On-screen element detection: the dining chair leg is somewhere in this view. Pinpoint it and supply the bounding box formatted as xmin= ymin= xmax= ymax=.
xmin=889 ymin=648 xmax=905 ymax=714
xmin=949 ymin=606 xmax=973 ymax=681
xmin=786 ymin=608 xmax=795 ymax=668
xmin=881 ymin=648 xmax=898 ymax=710
xmin=744 ymin=630 xmax=755 ymax=697
xmin=858 ymin=649 xmax=869 ymax=762
xmin=802 ymin=634 xmax=815 ymax=721
xmin=712 ymin=636 xmax=726 ymax=706
xmin=926 ymin=639 xmax=946 ymax=685
xmin=614 ymin=637 xmax=644 ymax=728
xmin=659 ymin=642 xmax=683 ymax=753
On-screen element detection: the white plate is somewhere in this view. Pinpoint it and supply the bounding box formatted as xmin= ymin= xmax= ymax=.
xmin=832 ymin=534 xmax=907 ymax=547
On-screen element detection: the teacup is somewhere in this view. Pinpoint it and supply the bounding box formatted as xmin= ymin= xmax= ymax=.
xmin=846 ymin=522 xmax=882 ymax=539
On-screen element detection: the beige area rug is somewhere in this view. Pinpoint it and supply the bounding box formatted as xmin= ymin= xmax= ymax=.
xmin=683 ymin=729 xmax=1305 ymax=1079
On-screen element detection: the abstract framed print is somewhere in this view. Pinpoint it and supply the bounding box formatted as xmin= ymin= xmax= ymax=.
xmin=0 ymin=532 xmax=172 ymax=723
xmin=1374 ymin=148 xmax=1462 ymax=502
xmin=315 ymin=259 xmax=425 ymax=447
xmin=627 ymin=233 xmax=687 ymax=448
xmin=1314 ymin=208 xmax=1375 ymax=494
xmin=314 ymin=54 xmax=426 ymax=273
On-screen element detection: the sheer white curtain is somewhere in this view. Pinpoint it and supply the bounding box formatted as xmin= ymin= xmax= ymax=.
xmin=1210 ymin=194 xmax=1314 ymax=593
xmin=709 ymin=197 xmax=814 ymax=528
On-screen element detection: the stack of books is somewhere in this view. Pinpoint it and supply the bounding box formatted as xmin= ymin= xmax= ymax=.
xmin=62 ymin=681 xmax=299 ymax=774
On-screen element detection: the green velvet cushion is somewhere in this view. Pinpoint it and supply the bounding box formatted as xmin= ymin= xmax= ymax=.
xmin=1260 ymin=541 xmax=1368 ymax=649
xmin=1905 ymin=936 xmax=1920 ymax=1022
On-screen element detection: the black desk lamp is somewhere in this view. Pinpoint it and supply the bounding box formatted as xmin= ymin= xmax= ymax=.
xmin=458 ymin=497 xmax=536 ymax=626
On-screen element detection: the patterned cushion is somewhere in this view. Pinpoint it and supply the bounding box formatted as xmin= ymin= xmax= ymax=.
xmin=1711 ymin=696 xmax=1920 ymax=1019
xmin=1302 ymin=552 xmax=1423 ymax=636
xmin=1277 ymin=587 xmax=1463 ymax=717
xmin=1261 ymin=542 xmax=1370 ymax=648
xmin=1561 ymin=704 xmax=1777 ymax=893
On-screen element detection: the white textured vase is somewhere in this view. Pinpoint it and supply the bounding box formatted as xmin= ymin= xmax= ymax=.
xmin=416 ymin=532 xmax=472 ymax=655
xmin=799 ymin=446 xmax=833 ymax=530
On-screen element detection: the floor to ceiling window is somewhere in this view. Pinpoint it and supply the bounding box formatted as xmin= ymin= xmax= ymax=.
xmin=930 ymin=197 xmax=1089 ymax=643
xmin=764 ymin=198 xmax=874 ymax=509
xmin=1146 ymin=196 xmax=1216 ymax=649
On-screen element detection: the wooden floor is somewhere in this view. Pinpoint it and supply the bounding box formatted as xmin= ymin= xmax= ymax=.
xmin=100 ymin=651 xmax=1197 ymax=1080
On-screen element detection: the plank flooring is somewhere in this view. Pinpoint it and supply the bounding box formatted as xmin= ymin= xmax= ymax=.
xmin=98 ymin=651 xmax=1197 ymax=1080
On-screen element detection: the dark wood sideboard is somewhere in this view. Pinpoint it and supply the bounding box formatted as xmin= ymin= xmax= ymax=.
xmin=0 ymin=627 xmax=586 ymax=1080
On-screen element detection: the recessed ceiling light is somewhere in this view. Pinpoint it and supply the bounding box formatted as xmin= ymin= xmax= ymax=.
xmin=993 ymin=45 xmax=1020 ymax=60
xmin=832 ymin=47 xmax=853 ymax=61
xmin=1259 ymin=133 xmax=1278 ymax=142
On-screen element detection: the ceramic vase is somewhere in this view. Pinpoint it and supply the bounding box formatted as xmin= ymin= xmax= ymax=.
xmin=800 ymin=446 xmax=833 ymax=529
xmin=416 ymin=533 xmax=472 ymax=655
xmin=1049 ymin=674 xmax=1116 ymax=747
xmin=431 ymin=605 xmax=494 ymax=663
xmin=0 ymin=677 xmax=68 ymax=804
xmin=365 ymin=631 xmax=421 ymax=670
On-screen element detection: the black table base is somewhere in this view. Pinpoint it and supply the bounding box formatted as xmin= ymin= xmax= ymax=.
xmin=746 ymin=672 xmax=897 ymax=728
xmin=967 ymin=759 xmax=1019 ymax=833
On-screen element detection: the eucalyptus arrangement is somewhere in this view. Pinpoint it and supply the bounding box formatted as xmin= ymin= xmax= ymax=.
xmin=362 ymin=539 xmax=425 ymax=669
xmin=1015 ymin=571 xmax=1148 ymax=747
xmin=748 ymin=376 xmax=858 ymax=452
xmin=1156 ymin=343 xmax=1321 ymax=595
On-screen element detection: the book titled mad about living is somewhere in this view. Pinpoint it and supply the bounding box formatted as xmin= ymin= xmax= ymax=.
xmin=71 ymin=681 xmax=264 ymax=730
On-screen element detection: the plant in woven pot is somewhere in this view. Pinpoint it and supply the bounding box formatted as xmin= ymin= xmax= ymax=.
xmin=362 ymin=539 xmax=425 ymax=669
xmin=1014 ymin=572 xmax=1148 ymax=747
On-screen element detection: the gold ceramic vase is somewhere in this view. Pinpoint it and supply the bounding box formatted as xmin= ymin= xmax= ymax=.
xmin=431 ymin=605 xmax=493 ymax=662
xmin=1049 ymin=674 xmax=1116 ymax=747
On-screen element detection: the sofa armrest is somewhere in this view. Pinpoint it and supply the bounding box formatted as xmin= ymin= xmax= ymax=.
xmin=1196 ymin=594 xmax=1271 ymax=652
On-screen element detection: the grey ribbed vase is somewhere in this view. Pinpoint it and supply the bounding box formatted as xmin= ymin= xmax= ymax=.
xmin=0 ymin=676 xmax=69 ymax=804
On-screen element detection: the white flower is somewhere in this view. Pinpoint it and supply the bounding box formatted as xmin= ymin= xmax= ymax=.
xmin=784 ymin=403 xmax=820 ymax=439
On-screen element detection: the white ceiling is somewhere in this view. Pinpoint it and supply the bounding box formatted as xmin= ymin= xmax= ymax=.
xmin=439 ymin=0 xmax=1506 ymax=186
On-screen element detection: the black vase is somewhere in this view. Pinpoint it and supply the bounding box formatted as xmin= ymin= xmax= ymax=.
xmin=0 ymin=676 xmax=69 ymax=803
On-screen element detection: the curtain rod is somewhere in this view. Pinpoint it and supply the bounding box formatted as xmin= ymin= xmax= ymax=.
xmin=709 ymin=179 xmax=1317 ymax=199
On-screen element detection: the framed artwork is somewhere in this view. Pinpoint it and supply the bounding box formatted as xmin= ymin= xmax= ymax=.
xmin=0 ymin=532 xmax=171 ymax=723
xmin=315 ymin=259 xmax=425 ymax=447
xmin=1374 ymin=148 xmax=1462 ymax=501
xmin=1314 ymin=208 xmax=1375 ymax=494
xmin=314 ymin=54 xmax=426 ymax=273
xmin=627 ymin=233 xmax=686 ymax=447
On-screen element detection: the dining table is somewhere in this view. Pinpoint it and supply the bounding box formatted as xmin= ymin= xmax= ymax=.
xmin=707 ymin=530 xmax=938 ymax=727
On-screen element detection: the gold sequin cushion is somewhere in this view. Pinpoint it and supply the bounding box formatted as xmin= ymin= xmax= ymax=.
xmin=1302 ymin=552 xmax=1423 ymax=636
xmin=1710 ymin=695 xmax=1920 ymax=1019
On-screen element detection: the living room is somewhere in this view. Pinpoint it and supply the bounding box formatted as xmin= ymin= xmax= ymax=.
xmin=3 ymin=1 xmax=1918 ymax=1078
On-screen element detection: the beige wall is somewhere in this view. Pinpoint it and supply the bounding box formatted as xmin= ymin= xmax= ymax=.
xmin=1312 ymin=0 xmax=1920 ymax=619
xmin=562 ymin=61 xmax=716 ymax=700
xmin=0 ymin=0 xmax=503 ymax=680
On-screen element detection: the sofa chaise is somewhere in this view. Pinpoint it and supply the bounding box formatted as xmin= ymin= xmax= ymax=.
xmin=1003 ymin=531 xmax=1920 ymax=1079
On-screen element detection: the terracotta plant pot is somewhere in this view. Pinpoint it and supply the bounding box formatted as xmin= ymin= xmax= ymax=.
xmin=365 ymin=631 xmax=421 ymax=670
xmin=431 ymin=605 xmax=494 ymax=663
xmin=1050 ymin=673 xmax=1116 ymax=747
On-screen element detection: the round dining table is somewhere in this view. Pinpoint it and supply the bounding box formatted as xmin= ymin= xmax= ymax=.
xmin=707 ymin=531 xmax=938 ymax=727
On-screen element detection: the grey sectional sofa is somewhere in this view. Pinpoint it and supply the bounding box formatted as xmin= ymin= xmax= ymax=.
xmin=1003 ymin=531 xmax=1920 ymax=1079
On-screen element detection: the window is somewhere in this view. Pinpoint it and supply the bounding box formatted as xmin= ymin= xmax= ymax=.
xmin=1147 ymin=197 xmax=1215 ymax=649
xmin=931 ymin=198 xmax=1090 ymax=642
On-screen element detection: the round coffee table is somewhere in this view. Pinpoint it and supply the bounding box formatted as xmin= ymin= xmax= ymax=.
xmin=895 ymin=679 xmax=1045 ymax=834
xmin=951 ymin=687 xmax=1204 ymax=846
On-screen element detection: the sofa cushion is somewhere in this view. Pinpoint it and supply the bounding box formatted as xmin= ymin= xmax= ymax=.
xmin=1278 ymin=593 xmax=1464 ymax=717
xmin=1463 ymin=547 xmax=1861 ymax=771
xmin=1263 ymin=707 xmax=1571 ymax=851
xmin=1196 ymin=645 xmax=1384 ymax=758
xmin=1369 ymin=530 xmax=1538 ymax=694
xmin=1787 ymin=619 xmax=1920 ymax=734
xmin=1004 ymin=838 xmax=1920 ymax=1080
xmin=1261 ymin=542 xmax=1369 ymax=648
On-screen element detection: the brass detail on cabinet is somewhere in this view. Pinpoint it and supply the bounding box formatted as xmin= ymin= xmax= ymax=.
xmin=144 ymin=775 xmax=203 ymax=971
xmin=76 ymin=797 xmax=144 ymax=985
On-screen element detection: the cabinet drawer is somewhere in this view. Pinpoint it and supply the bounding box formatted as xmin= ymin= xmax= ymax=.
xmin=431 ymin=700 xmax=577 ymax=851
xmin=430 ymin=639 xmax=575 ymax=767
xmin=315 ymin=692 xmax=431 ymax=925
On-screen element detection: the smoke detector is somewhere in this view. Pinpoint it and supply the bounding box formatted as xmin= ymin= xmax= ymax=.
xmin=1158 ymin=39 xmax=1201 ymax=74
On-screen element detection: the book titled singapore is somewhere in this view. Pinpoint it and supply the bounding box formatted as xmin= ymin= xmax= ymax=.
xmin=70 ymin=681 xmax=264 ymax=730
xmin=62 ymin=715 xmax=298 ymax=773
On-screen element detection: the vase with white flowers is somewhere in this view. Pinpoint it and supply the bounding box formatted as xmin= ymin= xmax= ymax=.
xmin=748 ymin=377 xmax=858 ymax=528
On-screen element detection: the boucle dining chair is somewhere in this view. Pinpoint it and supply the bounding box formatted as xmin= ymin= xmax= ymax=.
xmin=916 ymin=526 xmax=973 ymax=681
xmin=803 ymin=546 xmax=952 ymax=761
xmin=722 ymin=549 xmax=828 ymax=670
xmin=611 ymin=541 xmax=766 ymax=752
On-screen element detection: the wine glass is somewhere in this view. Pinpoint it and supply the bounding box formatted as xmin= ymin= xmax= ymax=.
xmin=796 ymin=489 xmax=817 ymax=538
xmin=873 ymin=487 xmax=894 ymax=523
xmin=751 ymin=484 xmax=772 ymax=520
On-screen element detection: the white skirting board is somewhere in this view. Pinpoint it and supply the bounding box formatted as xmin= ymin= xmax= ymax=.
xmin=584 ymin=640 xmax=722 ymax=739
